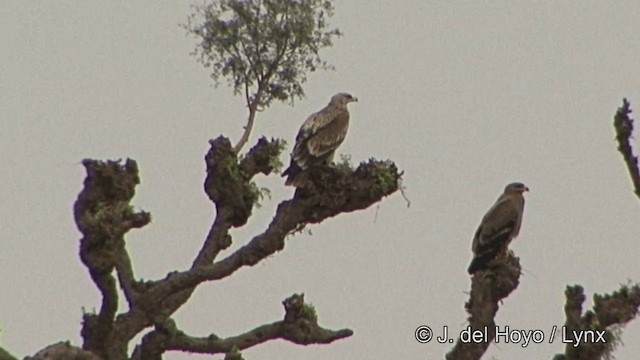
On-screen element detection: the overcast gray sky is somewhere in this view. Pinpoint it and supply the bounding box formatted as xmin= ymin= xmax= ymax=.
xmin=2 ymin=1 xmax=640 ymax=359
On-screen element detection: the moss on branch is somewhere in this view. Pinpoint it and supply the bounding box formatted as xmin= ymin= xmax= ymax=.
xmin=204 ymin=136 xmax=285 ymax=227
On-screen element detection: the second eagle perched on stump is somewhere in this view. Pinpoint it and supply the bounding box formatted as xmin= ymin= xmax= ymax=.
xmin=282 ymin=92 xmax=358 ymax=187
xmin=468 ymin=182 xmax=529 ymax=274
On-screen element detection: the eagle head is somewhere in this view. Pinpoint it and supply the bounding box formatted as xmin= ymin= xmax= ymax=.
xmin=504 ymin=182 xmax=529 ymax=194
xmin=330 ymin=92 xmax=358 ymax=107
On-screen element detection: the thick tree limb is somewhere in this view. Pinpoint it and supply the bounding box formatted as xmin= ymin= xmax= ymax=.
xmin=446 ymin=253 xmax=521 ymax=360
xmin=0 ymin=347 xmax=17 ymax=360
xmin=127 ymin=137 xmax=289 ymax=345
xmin=114 ymin=247 xmax=139 ymax=304
xmin=613 ymin=98 xmax=640 ymax=200
xmin=194 ymin=136 xmax=283 ymax=267
xmin=142 ymin=156 xmax=401 ymax=302
xmin=74 ymin=159 xmax=151 ymax=358
xmin=553 ymin=284 xmax=640 ymax=360
xmin=24 ymin=342 xmax=100 ymax=360
xmin=132 ymin=294 xmax=352 ymax=359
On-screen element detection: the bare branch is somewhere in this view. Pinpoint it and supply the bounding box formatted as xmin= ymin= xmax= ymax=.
xmin=132 ymin=294 xmax=352 ymax=358
xmin=613 ymin=98 xmax=640 ymax=200
xmin=80 ymin=272 xmax=117 ymax=356
xmin=237 ymin=37 xmax=261 ymax=82
xmin=446 ymin=253 xmax=522 ymax=360
xmin=233 ymin=86 xmax=263 ymax=153
xmin=192 ymin=215 xmax=234 ymax=268
xmin=114 ymin=248 xmax=139 ymax=304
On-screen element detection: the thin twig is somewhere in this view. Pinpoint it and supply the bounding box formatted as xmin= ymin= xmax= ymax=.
xmin=613 ymin=98 xmax=640 ymax=200
xmin=233 ymin=86 xmax=262 ymax=153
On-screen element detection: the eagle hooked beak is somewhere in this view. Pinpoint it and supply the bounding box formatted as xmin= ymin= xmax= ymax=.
xmin=351 ymin=96 xmax=358 ymax=102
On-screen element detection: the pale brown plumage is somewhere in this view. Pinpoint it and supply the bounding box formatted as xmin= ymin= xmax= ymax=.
xmin=468 ymin=182 xmax=529 ymax=274
xmin=282 ymin=92 xmax=358 ymax=187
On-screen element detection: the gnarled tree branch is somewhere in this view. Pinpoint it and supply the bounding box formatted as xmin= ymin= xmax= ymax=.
xmin=70 ymin=135 xmax=400 ymax=360
xmin=446 ymin=253 xmax=522 ymax=360
xmin=74 ymin=159 xmax=151 ymax=358
xmin=117 ymin=138 xmax=289 ymax=355
xmin=142 ymin=153 xmax=400 ymax=302
xmin=132 ymin=293 xmax=352 ymax=359
xmin=553 ymin=284 xmax=640 ymax=360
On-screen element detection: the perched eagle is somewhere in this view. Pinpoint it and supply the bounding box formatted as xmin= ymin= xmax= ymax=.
xmin=467 ymin=182 xmax=529 ymax=274
xmin=282 ymin=92 xmax=358 ymax=187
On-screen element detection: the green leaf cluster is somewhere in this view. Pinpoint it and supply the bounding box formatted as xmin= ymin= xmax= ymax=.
xmin=185 ymin=0 xmax=341 ymax=108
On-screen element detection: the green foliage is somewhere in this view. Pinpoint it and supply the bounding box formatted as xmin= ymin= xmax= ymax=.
xmin=335 ymin=153 xmax=354 ymax=172
xmin=372 ymin=160 xmax=397 ymax=193
xmin=223 ymin=154 xmax=243 ymax=181
xmin=603 ymin=324 xmax=623 ymax=360
xmin=269 ymin=138 xmax=287 ymax=173
xmin=299 ymin=302 xmax=318 ymax=323
xmin=224 ymin=345 xmax=245 ymax=360
xmin=185 ymin=0 xmax=342 ymax=108
xmin=83 ymin=202 xmax=138 ymax=235
xmin=247 ymin=181 xmax=271 ymax=208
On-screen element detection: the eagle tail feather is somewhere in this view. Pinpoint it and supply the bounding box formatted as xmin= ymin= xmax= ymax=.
xmin=283 ymin=161 xmax=307 ymax=187
xmin=467 ymin=249 xmax=500 ymax=274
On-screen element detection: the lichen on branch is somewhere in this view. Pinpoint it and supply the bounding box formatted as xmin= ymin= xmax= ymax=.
xmin=73 ymin=159 xmax=152 ymax=358
xmin=446 ymin=253 xmax=521 ymax=360
xmin=293 ymin=159 xmax=401 ymax=223
xmin=203 ymin=136 xmax=286 ymax=227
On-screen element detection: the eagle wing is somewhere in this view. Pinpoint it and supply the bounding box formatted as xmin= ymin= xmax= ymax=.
xmin=291 ymin=108 xmax=349 ymax=166
xmin=305 ymin=110 xmax=349 ymax=158
xmin=300 ymin=107 xmax=339 ymax=137
xmin=282 ymin=95 xmax=353 ymax=187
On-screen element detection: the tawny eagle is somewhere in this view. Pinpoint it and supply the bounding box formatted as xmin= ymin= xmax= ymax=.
xmin=282 ymin=92 xmax=358 ymax=187
xmin=468 ymin=182 xmax=529 ymax=274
